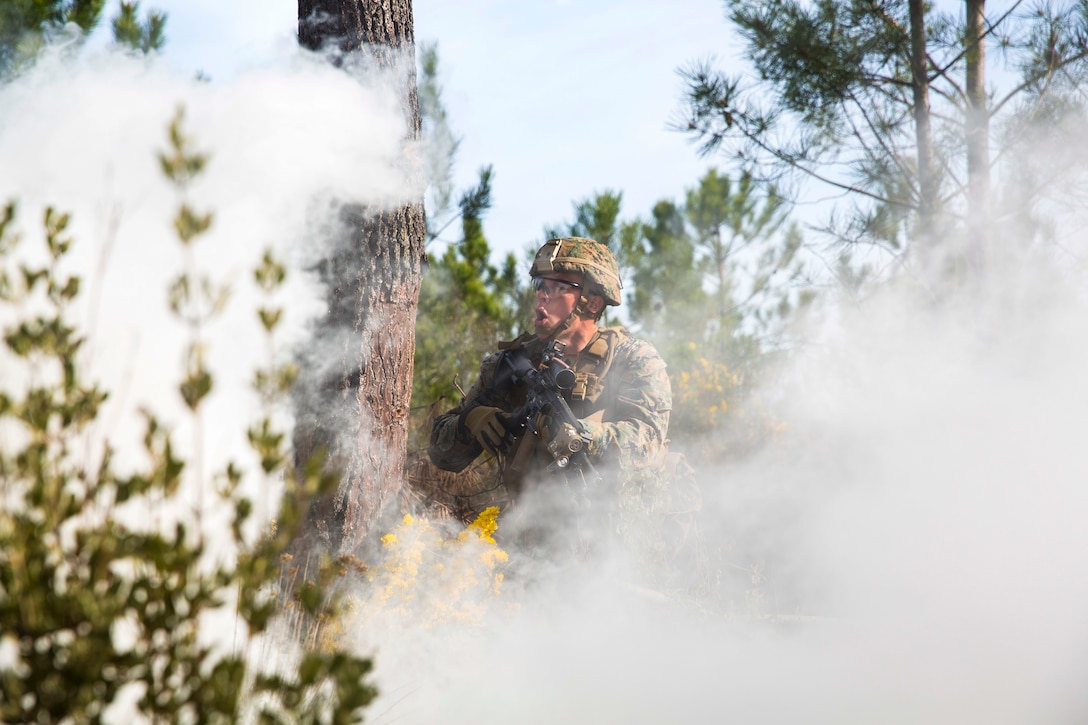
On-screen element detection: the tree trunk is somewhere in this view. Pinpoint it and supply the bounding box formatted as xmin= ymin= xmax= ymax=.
xmin=965 ymin=0 xmax=990 ymax=269
xmin=908 ymin=0 xmax=936 ymax=243
xmin=296 ymin=0 xmax=426 ymax=555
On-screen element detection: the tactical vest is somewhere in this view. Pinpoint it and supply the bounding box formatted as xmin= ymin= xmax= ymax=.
xmin=494 ymin=327 xmax=629 ymax=495
xmin=496 ymin=327 xmax=628 ymax=419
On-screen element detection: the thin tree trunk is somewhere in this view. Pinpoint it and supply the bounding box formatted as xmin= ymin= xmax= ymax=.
xmin=297 ymin=0 xmax=426 ymax=555
xmin=965 ymin=0 xmax=990 ymax=269
xmin=909 ymin=0 xmax=936 ymax=243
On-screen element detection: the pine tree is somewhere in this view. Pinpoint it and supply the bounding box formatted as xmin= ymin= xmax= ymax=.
xmin=1 ymin=1 xmax=170 ymax=78
xmin=614 ymin=170 xmax=811 ymax=457
xmin=111 ymin=1 xmax=166 ymax=55
xmin=680 ymin=0 xmax=1088 ymax=269
xmin=411 ymin=44 xmax=524 ymax=431
xmin=0 ymin=0 xmax=106 ymax=77
xmin=295 ymin=0 xmax=427 ymax=554
xmin=413 ymin=166 xmax=522 ymax=418
xmin=621 ymin=198 xmax=709 ymax=348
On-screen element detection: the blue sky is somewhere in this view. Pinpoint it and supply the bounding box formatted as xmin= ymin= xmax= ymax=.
xmin=107 ymin=0 xmax=740 ymax=260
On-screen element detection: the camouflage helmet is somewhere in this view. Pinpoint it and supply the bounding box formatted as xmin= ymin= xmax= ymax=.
xmin=529 ymin=237 xmax=622 ymax=306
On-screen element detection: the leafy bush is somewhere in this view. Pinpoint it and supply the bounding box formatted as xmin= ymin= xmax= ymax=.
xmin=0 ymin=109 xmax=376 ymax=724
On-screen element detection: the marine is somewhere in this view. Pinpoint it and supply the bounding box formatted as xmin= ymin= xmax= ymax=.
xmin=428 ymin=237 xmax=673 ymax=503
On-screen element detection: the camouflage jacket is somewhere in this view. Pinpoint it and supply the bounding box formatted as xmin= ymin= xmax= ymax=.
xmin=428 ymin=327 xmax=671 ymax=490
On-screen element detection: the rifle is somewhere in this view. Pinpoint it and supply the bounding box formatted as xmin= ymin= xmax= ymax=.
xmin=501 ymin=340 xmax=601 ymax=483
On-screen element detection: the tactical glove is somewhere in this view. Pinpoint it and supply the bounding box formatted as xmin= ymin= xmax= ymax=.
xmin=461 ymin=405 xmax=515 ymax=455
xmin=546 ymin=422 xmax=587 ymax=468
xmin=578 ymin=414 xmax=604 ymax=457
xmin=540 ymin=411 xmax=604 ymax=464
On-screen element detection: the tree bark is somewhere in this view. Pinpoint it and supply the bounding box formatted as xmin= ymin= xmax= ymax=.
xmin=296 ymin=0 xmax=426 ymax=555
xmin=909 ymin=0 xmax=936 ymax=243
xmin=965 ymin=0 xmax=990 ymax=269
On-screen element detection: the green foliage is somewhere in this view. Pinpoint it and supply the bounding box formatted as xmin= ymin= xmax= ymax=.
xmin=159 ymin=107 xmax=209 ymax=189
xmin=0 ymin=0 xmax=106 ymax=76
xmin=680 ymin=0 xmax=922 ymax=249
xmin=545 ymin=172 xmax=810 ymax=461
xmin=418 ymin=41 xmax=459 ymax=235
xmin=412 ymin=48 xmax=525 ymax=442
xmin=621 ymin=197 xmax=708 ymax=345
xmin=622 ymin=169 xmax=809 ymax=365
xmin=0 ymin=0 xmax=168 ymax=79
xmin=445 ymin=166 xmax=502 ymax=320
xmin=413 ymin=166 xmax=524 ymax=421
xmin=546 ymin=188 xmax=624 ymax=249
xmin=680 ymin=0 xmax=1088 ymax=251
xmin=685 ymin=169 xmax=808 ymax=350
xmin=111 ymin=0 xmax=166 ymax=55
xmin=0 ymin=113 xmax=375 ymax=723
xmin=159 ymin=107 xmax=221 ymax=414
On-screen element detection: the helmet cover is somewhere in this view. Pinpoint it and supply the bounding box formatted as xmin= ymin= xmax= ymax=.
xmin=530 ymin=237 xmax=622 ymax=306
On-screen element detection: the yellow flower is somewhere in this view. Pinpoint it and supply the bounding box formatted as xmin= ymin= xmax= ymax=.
xmin=468 ymin=506 xmax=502 ymax=543
xmin=325 ymin=506 xmax=512 ymax=637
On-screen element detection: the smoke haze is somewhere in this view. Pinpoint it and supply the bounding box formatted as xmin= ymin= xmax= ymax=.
xmin=359 ymin=255 xmax=1088 ymax=724
xmin=2 ymin=34 xmax=1087 ymax=725
xmin=0 ymin=42 xmax=418 ymax=515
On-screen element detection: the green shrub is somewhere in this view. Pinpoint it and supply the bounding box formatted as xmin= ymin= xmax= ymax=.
xmin=0 ymin=109 xmax=376 ymax=724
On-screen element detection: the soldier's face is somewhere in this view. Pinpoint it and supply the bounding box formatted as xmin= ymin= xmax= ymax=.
xmin=533 ymin=271 xmax=584 ymax=337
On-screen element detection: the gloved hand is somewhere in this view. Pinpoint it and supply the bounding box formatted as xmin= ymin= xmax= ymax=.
xmin=546 ymin=422 xmax=586 ymax=468
xmin=461 ymin=405 xmax=515 ymax=455
xmin=539 ymin=411 xmax=605 ymax=463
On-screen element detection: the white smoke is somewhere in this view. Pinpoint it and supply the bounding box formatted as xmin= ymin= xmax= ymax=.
xmin=0 ymin=37 xmax=426 ymax=720
xmin=356 ymin=251 xmax=1088 ymax=724
xmin=4 ymin=28 xmax=1088 ymax=725
xmin=0 ymin=42 xmax=418 ymax=523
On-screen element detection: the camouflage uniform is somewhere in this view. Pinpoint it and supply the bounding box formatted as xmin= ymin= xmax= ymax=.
xmin=428 ymin=237 xmax=700 ymax=583
xmin=428 ymin=326 xmax=672 ymax=499
xmin=430 ymin=236 xmax=671 ymax=494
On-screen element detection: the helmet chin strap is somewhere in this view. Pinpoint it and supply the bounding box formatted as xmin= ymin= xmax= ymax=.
xmin=543 ymin=295 xmax=591 ymax=344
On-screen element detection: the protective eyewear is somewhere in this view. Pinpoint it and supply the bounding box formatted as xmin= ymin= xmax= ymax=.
xmin=532 ymin=276 xmax=582 ymax=299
